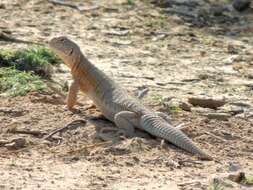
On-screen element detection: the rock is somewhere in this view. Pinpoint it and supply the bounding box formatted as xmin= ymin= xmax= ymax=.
xmin=165 ymin=8 xmax=197 ymax=19
xmin=151 ymin=0 xmax=199 ymax=8
xmin=228 ymin=162 xmax=242 ymax=172
xmin=179 ymin=101 xmax=191 ymax=111
xmin=191 ymin=107 xmax=213 ymax=114
xmin=188 ymin=96 xmax=226 ymax=109
xmin=229 ymin=106 xmax=244 ymax=115
xmin=219 ymin=104 xmax=245 ymax=116
xmin=0 ymin=4 xmax=6 ymax=9
xmin=232 ymin=0 xmax=251 ymax=12
xmin=103 ymin=29 xmax=129 ymax=36
xmin=211 ymin=176 xmax=238 ymax=189
xmin=228 ymin=172 xmax=246 ymax=183
xmin=0 ymin=140 xmax=9 ymax=146
xmin=162 ymin=98 xmax=191 ymax=112
xmin=227 ymin=44 xmax=239 ymax=54
xmin=5 ymin=138 xmax=26 ymax=150
xmin=211 ymin=5 xmax=225 ymax=17
xmin=211 ymin=172 xmax=252 ymax=189
xmin=246 ymin=73 xmax=253 ymax=79
xmin=198 ymin=73 xmax=209 ymax=80
xmin=230 ymin=101 xmax=252 ymax=108
xmin=206 ymin=113 xmax=231 ymax=121
xmin=223 ymin=55 xmax=241 ymax=65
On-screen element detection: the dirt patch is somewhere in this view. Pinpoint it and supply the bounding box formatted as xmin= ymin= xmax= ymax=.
xmin=0 ymin=0 xmax=253 ymax=189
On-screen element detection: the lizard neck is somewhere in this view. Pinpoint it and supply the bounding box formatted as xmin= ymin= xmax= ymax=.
xmin=69 ymin=53 xmax=99 ymax=93
xmin=70 ymin=53 xmax=93 ymax=78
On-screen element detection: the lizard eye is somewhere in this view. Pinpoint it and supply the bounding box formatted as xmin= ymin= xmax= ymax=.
xmin=59 ymin=38 xmax=65 ymax=42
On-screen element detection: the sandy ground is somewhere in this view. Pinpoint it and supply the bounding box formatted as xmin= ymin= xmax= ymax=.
xmin=0 ymin=0 xmax=253 ymax=189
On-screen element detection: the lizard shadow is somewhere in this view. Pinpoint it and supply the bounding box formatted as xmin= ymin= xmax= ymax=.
xmin=87 ymin=116 xmax=191 ymax=157
xmin=69 ymin=105 xmax=153 ymax=142
xmin=71 ymin=110 xmax=192 ymax=155
xmin=82 ymin=115 xmax=153 ymax=142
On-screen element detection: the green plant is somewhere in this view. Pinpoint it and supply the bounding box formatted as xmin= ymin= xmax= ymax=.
xmin=127 ymin=0 xmax=135 ymax=5
xmin=152 ymin=95 xmax=182 ymax=113
xmin=10 ymin=158 xmax=17 ymax=167
xmin=151 ymin=94 xmax=164 ymax=103
xmin=0 ymin=67 xmax=46 ymax=97
xmin=144 ymin=16 xmax=167 ymax=28
xmin=208 ymin=182 xmax=224 ymax=190
xmin=168 ymin=105 xmax=182 ymax=113
xmin=0 ymin=46 xmax=60 ymax=78
xmin=242 ymin=175 xmax=253 ymax=185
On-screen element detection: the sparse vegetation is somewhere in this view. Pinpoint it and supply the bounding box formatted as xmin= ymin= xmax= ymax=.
xmin=151 ymin=94 xmax=164 ymax=103
xmin=10 ymin=158 xmax=17 ymax=167
xmin=121 ymin=0 xmax=135 ymax=6
xmin=0 ymin=67 xmax=46 ymax=97
xmin=242 ymin=175 xmax=253 ymax=185
xmin=208 ymin=180 xmax=225 ymax=190
xmin=0 ymin=46 xmax=61 ymax=96
xmin=0 ymin=46 xmax=60 ymax=78
xmin=168 ymin=105 xmax=182 ymax=113
xmin=144 ymin=16 xmax=168 ymax=29
xmin=127 ymin=0 xmax=135 ymax=5
xmin=151 ymin=95 xmax=182 ymax=113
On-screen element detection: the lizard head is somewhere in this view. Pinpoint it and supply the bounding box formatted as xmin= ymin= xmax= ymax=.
xmin=49 ymin=36 xmax=81 ymax=68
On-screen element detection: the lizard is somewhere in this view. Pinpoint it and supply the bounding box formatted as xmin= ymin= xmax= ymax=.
xmin=49 ymin=36 xmax=212 ymax=160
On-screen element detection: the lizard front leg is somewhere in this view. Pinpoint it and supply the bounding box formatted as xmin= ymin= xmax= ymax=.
xmin=114 ymin=111 xmax=139 ymax=137
xmin=67 ymin=80 xmax=79 ymax=110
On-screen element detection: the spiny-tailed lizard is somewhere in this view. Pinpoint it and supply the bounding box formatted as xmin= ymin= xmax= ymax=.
xmin=49 ymin=36 xmax=212 ymax=160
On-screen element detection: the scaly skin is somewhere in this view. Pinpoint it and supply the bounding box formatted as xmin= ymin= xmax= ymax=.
xmin=49 ymin=36 xmax=212 ymax=160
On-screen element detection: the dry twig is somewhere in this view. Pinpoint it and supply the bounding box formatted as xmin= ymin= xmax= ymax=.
xmin=47 ymin=0 xmax=100 ymax=12
xmin=8 ymin=128 xmax=46 ymax=138
xmin=0 ymin=32 xmax=42 ymax=45
xmin=44 ymin=119 xmax=87 ymax=141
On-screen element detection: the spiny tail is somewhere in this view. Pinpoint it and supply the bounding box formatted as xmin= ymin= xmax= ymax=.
xmin=140 ymin=114 xmax=212 ymax=160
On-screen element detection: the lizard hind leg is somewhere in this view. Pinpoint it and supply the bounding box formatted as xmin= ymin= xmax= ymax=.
xmin=156 ymin=112 xmax=189 ymax=130
xmin=114 ymin=111 xmax=139 ymax=138
xmin=155 ymin=112 xmax=172 ymax=124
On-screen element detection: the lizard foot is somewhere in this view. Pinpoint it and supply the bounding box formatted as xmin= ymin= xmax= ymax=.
xmin=64 ymin=105 xmax=81 ymax=113
xmin=114 ymin=111 xmax=137 ymax=138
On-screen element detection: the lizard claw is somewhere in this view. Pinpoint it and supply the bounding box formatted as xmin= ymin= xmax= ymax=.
xmin=64 ymin=105 xmax=81 ymax=113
